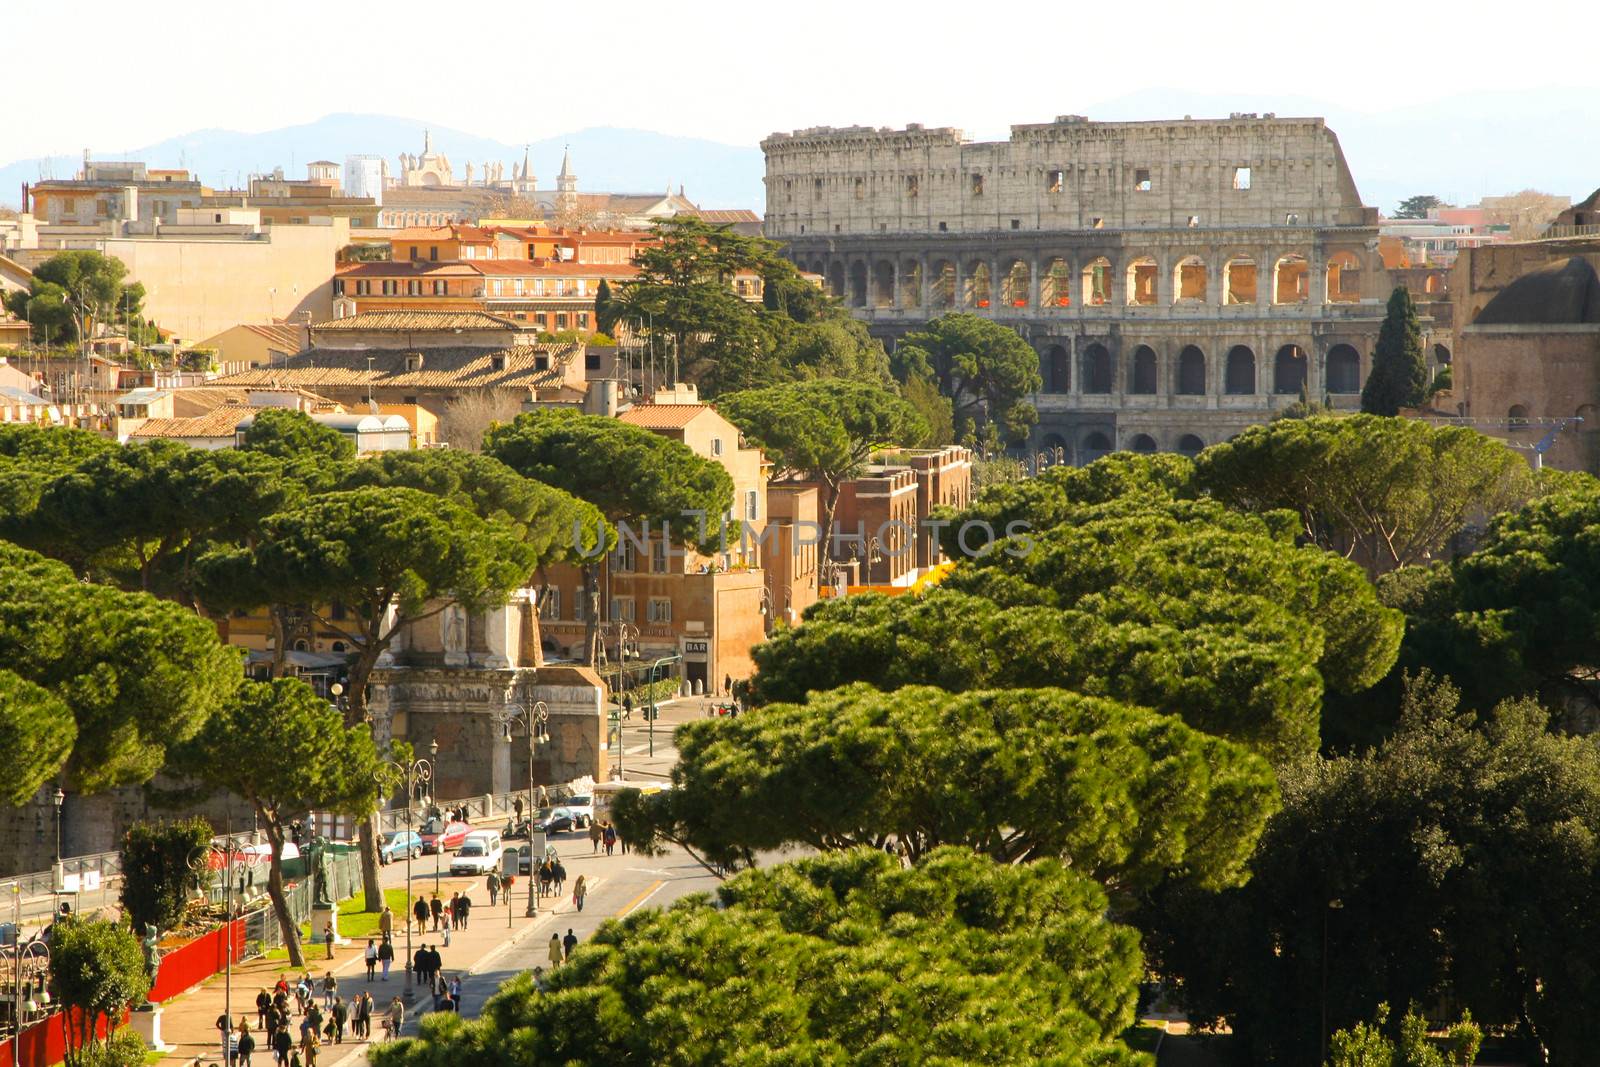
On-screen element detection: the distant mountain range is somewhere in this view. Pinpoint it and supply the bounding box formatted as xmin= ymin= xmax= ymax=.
xmin=3 ymin=92 xmax=1596 ymax=219
xmin=0 ymin=114 xmax=766 ymax=210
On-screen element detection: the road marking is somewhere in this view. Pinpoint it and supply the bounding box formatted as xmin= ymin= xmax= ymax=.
xmin=624 ymin=867 xmax=671 ymax=876
xmin=615 ymin=880 xmax=665 ymax=917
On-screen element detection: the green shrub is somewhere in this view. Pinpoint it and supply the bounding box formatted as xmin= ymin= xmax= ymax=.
xmin=120 ymin=818 xmax=213 ymax=934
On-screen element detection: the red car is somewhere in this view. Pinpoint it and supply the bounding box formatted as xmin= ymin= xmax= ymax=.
xmin=418 ymin=817 xmax=471 ymax=854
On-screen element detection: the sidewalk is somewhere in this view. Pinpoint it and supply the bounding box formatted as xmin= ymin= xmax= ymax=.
xmin=152 ymin=869 xmax=582 ymax=1066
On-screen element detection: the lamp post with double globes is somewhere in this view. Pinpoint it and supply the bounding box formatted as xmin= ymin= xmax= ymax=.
xmin=500 ymin=702 xmax=549 ymax=918
xmin=51 ymin=788 xmax=64 ymax=917
xmin=372 ymin=743 xmax=435 ymax=998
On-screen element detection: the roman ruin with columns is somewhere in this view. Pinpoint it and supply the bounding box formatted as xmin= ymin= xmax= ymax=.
xmin=763 ymin=115 xmax=1390 ymax=460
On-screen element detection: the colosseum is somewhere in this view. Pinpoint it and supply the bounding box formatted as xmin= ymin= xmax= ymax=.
xmin=762 ymin=114 xmax=1400 ymax=461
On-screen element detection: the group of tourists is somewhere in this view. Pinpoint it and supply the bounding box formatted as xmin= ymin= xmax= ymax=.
xmin=235 ymin=973 xmax=385 ymax=1065
xmin=588 ymin=820 xmax=623 ymax=855
xmin=411 ymin=890 xmax=472 ymax=934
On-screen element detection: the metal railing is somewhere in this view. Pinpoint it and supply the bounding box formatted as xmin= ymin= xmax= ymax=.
xmin=1534 ymin=224 xmax=1600 ymax=242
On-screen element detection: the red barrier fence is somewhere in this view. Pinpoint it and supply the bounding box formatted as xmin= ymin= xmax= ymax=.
xmin=0 ymin=1008 xmax=118 ymax=1067
xmin=149 ymin=918 xmax=244 ymax=1003
xmin=0 ymin=918 xmax=243 ymax=1067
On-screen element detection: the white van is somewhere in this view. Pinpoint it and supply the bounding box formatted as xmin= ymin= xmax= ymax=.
xmin=449 ymin=830 xmax=503 ymax=875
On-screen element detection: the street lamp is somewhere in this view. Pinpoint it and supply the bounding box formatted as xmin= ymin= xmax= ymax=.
xmin=51 ymin=789 xmax=64 ymax=915
xmin=500 ymin=702 xmax=549 ymax=918
xmin=372 ymin=747 xmax=434 ymax=998
xmin=188 ymin=823 xmax=242 ymax=1065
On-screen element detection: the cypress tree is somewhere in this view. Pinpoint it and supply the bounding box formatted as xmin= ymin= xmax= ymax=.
xmin=1360 ymin=286 xmax=1427 ymax=416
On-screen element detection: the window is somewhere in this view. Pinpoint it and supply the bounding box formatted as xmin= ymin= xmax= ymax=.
xmin=651 ymin=541 xmax=668 ymax=574
xmin=1232 ymin=167 xmax=1252 ymax=190
xmin=1010 ymin=219 xmax=1021 ymax=230
xmin=577 ymin=312 xmax=589 ymax=328
xmin=814 ymin=178 xmax=823 ymax=199
xmin=1285 ymin=213 xmax=1300 ymax=225
xmin=1187 ymin=215 xmax=1200 ymax=227
xmin=96 ymin=200 xmax=109 ymax=217
xmin=433 ymin=280 xmax=446 ymax=295
xmin=615 ymin=540 xmax=637 ymax=573
xmin=971 ymin=173 xmax=984 ymax=196
xmin=573 ymin=591 xmax=586 ymax=622
xmin=646 ymin=598 xmax=672 ymax=624
xmin=491 ymin=355 xmax=507 ymax=372
xmin=215 ymin=213 xmax=223 ymax=223
xmin=534 ymin=279 xmax=544 ymax=295
xmin=407 ymin=279 xmax=421 ymax=295
xmin=854 ymin=177 xmax=865 ymax=200
xmin=745 ymin=490 xmax=758 ymax=521
xmin=333 ymin=280 xmax=345 ymax=296
xmin=409 ymin=247 xmax=418 ymax=260
xmin=555 ymin=313 xmax=568 ymax=329
xmin=356 ymin=280 xmax=370 ymax=295
xmin=1134 ymin=168 xmax=1152 ymax=192
xmin=1046 ymin=169 xmax=1064 ymax=193
xmin=1091 ymin=217 xmax=1104 ymax=229
xmin=610 ymin=597 xmax=636 ymax=623
xmin=491 ymin=280 xmax=503 ymax=296
xmin=906 ymin=174 xmax=919 ymax=198
xmin=585 ymin=352 xmax=600 ymax=371
xmin=429 ymin=246 xmax=438 ymax=261
xmin=938 ymin=221 xmax=948 ymax=232
xmin=62 ymin=197 xmax=76 ymax=213
xmin=710 ymin=437 xmax=723 ymax=456
xmin=382 ymin=280 xmax=396 ymax=295
xmin=540 ymin=588 xmax=561 ymax=620
xmin=514 ymin=278 xmax=524 ymax=295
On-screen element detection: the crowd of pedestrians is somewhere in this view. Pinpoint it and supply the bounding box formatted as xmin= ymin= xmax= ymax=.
xmin=234 ymin=971 xmax=383 ymax=1066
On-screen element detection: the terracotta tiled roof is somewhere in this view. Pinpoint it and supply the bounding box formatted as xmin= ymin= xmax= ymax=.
xmin=473 ymin=260 xmax=639 ymax=278
xmin=616 ymin=403 xmax=710 ymax=429
xmin=214 ymin=345 xmax=575 ymax=391
xmin=692 ymin=209 xmax=762 ymax=224
xmin=310 ymin=311 xmax=526 ymax=332
xmin=336 ymin=261 xmax=480 ymax=278
xmin=237 ymin=323 xmax=303 ymax=352
xmin=128 ymin=404 xmax=257 ymax=440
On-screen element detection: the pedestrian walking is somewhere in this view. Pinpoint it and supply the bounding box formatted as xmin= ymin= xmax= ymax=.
xmin=562 ymin=928 xmax=577 ymax=960
xmin=256 ymin=988 xmax=271 ymax=1030
xmin=385 ymin=997 xmax=404 ymax=1041
xmin=572 ymin=874 xmax=587 ymax=912
xmin=379 ymin=905 xmax=393 ymax=941
xmin=449 ymin=975 xmax=462 ymax=1014
xmin=355 ymin=992 xmax=371 ymax=1039
xmin=378 ymin=936 xmax=394 ymax=980
xmin=321 ymin=972 xmax=337 ymax=1009
xmin=487 ymin=870 xmax=500 ymax=906
xmin=724 ymin=673 xmax=732 ymax=697
xmin=548 ymin=932 xmax=564 ymax=966
xmin=323 ymin=923 xmax=335 ymax=960
xmin=331 ymin=998 xmax=347 ymax=1044
xmin=272 ymin=1025 xmax=292 ymax=1066
xmin=413 ymin=895 xmax=428 ymax=935
xmin=429 ymin=893 xmax=443 ymax=931
xmin=364 ymin=939 xmax=377 ymax=981
xmin=412 ymin=945 xmax=427 ymax=987
xmin=603 ymin=823 xmax=616 ymax=856
xmin=553 ymin=860 xmax=566 ymax=895
xmin=448 ymin=892 xmax=461 ymax=930
xmin=457 ymin=893 xmax=471 ymax=929
xmin=300 ymin=1034 xmax=318 ymax=1067
xmin=589 ymin=820 xmax=603 ymax=853
xmin=513 ymin=795 xmax=523 ymax=824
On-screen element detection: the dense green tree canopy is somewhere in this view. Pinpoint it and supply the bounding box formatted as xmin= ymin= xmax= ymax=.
xmin=6 ymin=250 xmax=140 ymax=345
xmin=198 ymin=487 xmax=532 ymax=718
xmin=0 ymin=670 xmax=75 ymax=805
xmin=1393 ymin=194 xmax=1448 ymax=220
xmin=1381 ymin=480 xmax=1600 ymax=719
xmin=890 ymin=313 xmax=1042 ymax=443
xmin=118 ymin=818 xmax=214 ymax=935
xmin=1197 ymin=414 xmax=1533 ymax=575
xmin=372 ymin=847 xmax=1151 ymax=1067
xmin=755 ymin=470 xmax=1401 ymax=758
xmin=173 ymin=678 xmax=385 ymax=967
xmin=35 ymin=440 xmax=294 ymax=593
xmin=0 ymin=541 xmax=240 ymax=795
xmin=484 ymin=409 xmax=731 ymax=550
xmin=337 ymin=447 xmax=606 ymax=571
xmin=1143 ymin=677 xmax=1600 ymax=1066
xmin=51 ymin=918 xmax=150 ymax=1067
xmin=1361 ymin=288 xmax=1428 ymax=416
xmin=719 ymin=379 xmax=926 ymax=536
xmin=618 ymin=683 xmax=1275 ymax=896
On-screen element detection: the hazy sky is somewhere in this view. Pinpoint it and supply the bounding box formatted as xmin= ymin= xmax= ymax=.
xmin=7 ymin=0 xmax=1596 ymax=158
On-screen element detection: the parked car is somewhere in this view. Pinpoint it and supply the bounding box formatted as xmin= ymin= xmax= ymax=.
xmin=532 ymin=807 xmax=576 ymax=835
xmin=379 ymin=830 xmax=422 ymax=864
xmin=418 ymin=817 xmax=471 ymax=854
xmin=562 ymin=795 xmax=595 ymax=828
xmin=449 ymin=830 xmax=504 ymax=875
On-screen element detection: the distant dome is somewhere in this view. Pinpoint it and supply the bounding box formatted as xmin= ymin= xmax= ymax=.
xmin=1475 ymin=256 xmax=1600 ymax=325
